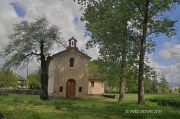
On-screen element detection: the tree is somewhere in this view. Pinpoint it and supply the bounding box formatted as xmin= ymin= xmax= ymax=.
xmin=144 ymin=78 xmax=153 ymax=93
xmin=0 ymin=71 xmax=18 ymax=88
xmin=125 ymin=70 xmax=138 ymax=93
xmin=159 ymin=76 xmax=169 ymax=93
xmin=0 ymin=17 xmax=65 ymax=100
xmin=82 ymin=0 xmax=139 ymax=101
xmin=174 ymin=88 xmax=178 ymax=93
xmin=89 ymin=60 xmax=119 ymax=89
xmin=130 ymin=0 xmax=177 ymax=104
xmin=152 ymin=78 xmax=159 ymax=93
xmin=169 ymin=89 xmax=173 ymax=93
xmin=151 ymin=71 xmax=159 ymax=93
xmin=27 ymin=70 xmax=41 ymax=90
xmin=78 ymin=0 xmax=178 ymax=104
xmin=178 ymin=87 xmax=180 ymax=93
xmin=89 ymin=60 xmax=107 ymax=81
xmin=122 ymin=0 xmax=177 ymax=104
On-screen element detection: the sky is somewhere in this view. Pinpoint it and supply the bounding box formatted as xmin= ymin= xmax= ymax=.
xmin=0 ymin=0 xmax=180 ymax=86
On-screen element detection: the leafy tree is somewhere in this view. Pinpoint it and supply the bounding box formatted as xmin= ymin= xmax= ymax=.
xmin=174 ymin=88 xmax=178 ymax=93
xmin=0 ymin=71 xmax=18 ymax=88
xmin=152 ymin=78 xmax=159 ymax=93
xmin=130 ymin=0 xmax=177 ymax=104
xmin=27 ymin=70 xmax=41 ymax=90
xmin=89 ymin=60 xmax=119 ymax=88
xmin=144 ymin=78 xmax=153 ymax=93
xmin=89 ymin=60 xmax=106 ymax=80
xmin=178 ymin=87 xmax=180 ymax=93
xmin=159 ymin=76 xmax=169 ymax=93
xmin=76 ymin=0 xmax=177 ymax=104
xmin=81 ymin=0 xmax=139 ymax=101
xmin=144 ymin=70 xmax=159 ymax=93
xmin=125 ymin=70 xmax=138 ymax=93
xmin=0 ymin=17 xmax=65 ymax=100
xmin=169 ymin=89 xmax=173 ymax=93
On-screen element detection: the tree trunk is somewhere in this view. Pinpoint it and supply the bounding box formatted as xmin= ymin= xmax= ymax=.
xmin=40 ymin=40 xmax=49 ymax=100
xmin=118 ymin=18 xmax=127 ymax=101
xmin=119 ymin=75 xmax=125 ymax=101
xmin=138 ymin=53 xmax=145 ymax=104
xmin=153 ymin=81 xmax=154 ymax=93
xmin=118 ymin=54 xmax=126 ymax=101
xmin=138 ymin=0 xmax=149 ymax=105
xmin=119 ymin=53 xmax=126 ymax=101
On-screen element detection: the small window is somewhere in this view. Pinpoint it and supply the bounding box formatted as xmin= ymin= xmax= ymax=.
xmin=60 ymin=86 xmax=63 ymax=92
xmin=70 ymin=58 xmax=74 ymax=67
xmin=79 ymin=87 xmax=82 ymax=92
xmin=91 ymin=81 xmax=94 ymax=87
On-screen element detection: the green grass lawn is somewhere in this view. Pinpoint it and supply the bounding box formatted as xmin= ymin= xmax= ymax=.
xmin=0 ymin=93 xmax=180 ymax=119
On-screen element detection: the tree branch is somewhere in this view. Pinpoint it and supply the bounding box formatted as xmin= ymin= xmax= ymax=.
xmin=166 ymin=47 xmax=180 ymax=56
xmin=134 ymin=1 xmax=144 ymax=16
xmin=24 ymin=52 xmax=40 ymax=57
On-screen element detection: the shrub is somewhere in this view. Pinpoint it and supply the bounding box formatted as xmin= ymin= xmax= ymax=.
xmin=148 ymin=96 xmax=180 ymax=108
xmin=157 ymin=98 xmax=180 ymax=108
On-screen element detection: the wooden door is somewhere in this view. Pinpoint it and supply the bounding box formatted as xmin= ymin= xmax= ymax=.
xmin=66 ymin=79 xmax=75 ymax=98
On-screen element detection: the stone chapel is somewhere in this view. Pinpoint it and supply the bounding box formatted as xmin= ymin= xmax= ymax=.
xmin=48 ymin=37 xmax=104 ymax=98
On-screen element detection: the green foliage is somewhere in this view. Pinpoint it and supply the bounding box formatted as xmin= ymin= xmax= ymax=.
xmin=89 ymin=60 xmax=119 ymax=87
xmin=127 ymin=0 xmax=177 ymax=104
xmin=0 ymin=71 xmax=18 ymax=88
xmin=125 ymin=70 xmax=138 ymax=93
xmin=0 ymin=17 xmax=66 ymax=100
xmin=89 ymin=60 xmax=106 ymax=80
xmin=178 ymin=87 xmax=180 ymax=93
xmin=82 ymin=1 xmax=140 ymax=99
xmin=148 ymin=96 xmax=180 ymax=108
xmin=159 ymin=76 xmax=169 ymax=93
xmin=106 ymin=88 xmax=119 ymax=93
xmin=27 ymin=70 xmax=41 ymax=89
xmin=169 ymin=89 xmax=173 ymax=93
xmin=144 ymin=78 xmax=153 ymax=93
xmin=152 ymin=78 xmax=159 ymax=93
xmin=82 ymin=0 xmax=178 ymax=103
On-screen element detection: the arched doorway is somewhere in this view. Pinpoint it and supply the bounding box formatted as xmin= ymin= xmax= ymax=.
xmin=66 ymin=79 xmax=75 ymax=98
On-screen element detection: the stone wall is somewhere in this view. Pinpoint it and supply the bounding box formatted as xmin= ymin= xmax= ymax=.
xmin=0 ymin=90 xmax=8 ymax=96
xmin=0 ymin=89 xmax=40 ymax=95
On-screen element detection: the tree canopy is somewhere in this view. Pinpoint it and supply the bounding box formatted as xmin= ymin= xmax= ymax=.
xmin=27 ymin=70 xmax=41 ymax=90
xmin=159 ymin=76 xmax=169 ymax=93
xmin=0 ymin=17 xmax=65 ymax=70
xmin=80 ymin=0 xmax=178 ymax=104
xmin=0 ymin=17 xmax=65 ymax=100
xmin=0 ymin=71 xmax=18 ymax=88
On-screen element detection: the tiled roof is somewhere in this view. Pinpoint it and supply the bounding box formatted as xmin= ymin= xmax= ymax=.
xmin=52 ymin=46 xmax=91 ymax=60
xmin=18 ymin=75 xmax=26 ymax=81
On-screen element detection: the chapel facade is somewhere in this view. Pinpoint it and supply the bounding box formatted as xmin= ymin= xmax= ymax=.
xmin=48 ymin=37 xmax=104 ymax=98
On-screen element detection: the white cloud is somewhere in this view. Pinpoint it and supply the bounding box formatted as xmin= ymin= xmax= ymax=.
xmin=0 ymin=0 xmax=98 ymax=77
xmin=159 ymin=39 xmax=180 ymax=61
xmin=0 ymin=1 xmax=21 ymax=48
xmin=0 ymin=0 xmax=178 ymax=87
xmin=146 ymin=54 xmax=180 ymax=86
xmin=159 ymin=49 xmax=172 ymax=59
xmin=157 ymin=39 xmax=180 ymax=85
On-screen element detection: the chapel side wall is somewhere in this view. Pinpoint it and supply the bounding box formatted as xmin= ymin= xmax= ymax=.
xmin=48 ymin=58 xmax=54 ymax=97
xmin=54 ymin=56 xmax=61 ymax=97
xmin=88 ymin=80 xmax=104 ymax=95
xmin=53 ymin=51 xmax=89 ymax=98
